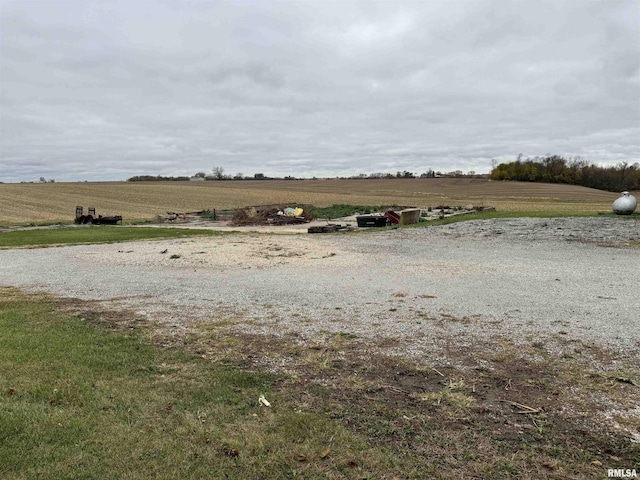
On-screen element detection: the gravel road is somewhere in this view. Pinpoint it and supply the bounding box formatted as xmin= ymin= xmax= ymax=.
xmin=1 ymin=217 xmax=639 ymax=360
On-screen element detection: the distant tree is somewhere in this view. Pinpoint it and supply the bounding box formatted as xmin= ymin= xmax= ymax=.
xmin=233 ymin=172 xmax=244 ymax=180
xmin=195 ymin=171 xmax=206 ymax=178
xmin=128 ymin=174 xmax=190 ymax=182
xmin=212 ymin=167 xmax=225 ymax=180
xmin=39 ymin=176 xmax=46 ymax=183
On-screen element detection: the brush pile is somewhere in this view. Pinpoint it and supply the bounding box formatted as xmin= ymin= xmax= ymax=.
xmin=231 ymin=205 xmax=313 ymax=226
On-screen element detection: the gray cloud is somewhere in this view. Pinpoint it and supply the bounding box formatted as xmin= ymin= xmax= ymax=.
xmin=1 ymin=0 xmax=638 ymax=182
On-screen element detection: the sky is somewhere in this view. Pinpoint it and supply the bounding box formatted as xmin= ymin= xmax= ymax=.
xmin=1 ymin=0 xmax=639 ymax=182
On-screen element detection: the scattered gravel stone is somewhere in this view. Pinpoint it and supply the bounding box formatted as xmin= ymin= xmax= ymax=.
xmin=1 ymin=217 xmax=638 ymax=361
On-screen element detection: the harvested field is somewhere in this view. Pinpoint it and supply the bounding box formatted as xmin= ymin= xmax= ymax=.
xmin=0 ymin=178 xmax=630 ymax=224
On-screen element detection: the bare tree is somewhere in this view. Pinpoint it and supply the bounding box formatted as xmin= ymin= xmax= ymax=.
xmin=212 ymin=166 xmax=225 ymax=180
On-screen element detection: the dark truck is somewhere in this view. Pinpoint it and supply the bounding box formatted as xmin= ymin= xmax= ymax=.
xmin=75 ymin=206 xmax=122 ymax=225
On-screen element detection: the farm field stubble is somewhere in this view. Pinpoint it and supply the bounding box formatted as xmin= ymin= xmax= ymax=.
xmin=0 ymin=178 xmax=628 ymax=224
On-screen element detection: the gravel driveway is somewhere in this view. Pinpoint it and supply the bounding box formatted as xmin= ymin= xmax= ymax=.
xmin=1 ymin=217 xmax=639 ymax=360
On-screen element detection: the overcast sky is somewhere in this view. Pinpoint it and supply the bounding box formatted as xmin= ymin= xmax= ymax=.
xmin=1 ymin=0 xmax=639 ymax=182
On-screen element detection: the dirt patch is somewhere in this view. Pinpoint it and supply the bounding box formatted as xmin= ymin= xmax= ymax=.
xmin=163 ymin=331 xmax=640 ymax=478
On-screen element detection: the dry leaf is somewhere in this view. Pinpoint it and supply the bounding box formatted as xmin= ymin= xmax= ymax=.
xmin=609 ymin=455 xmax=622 ymax=462
xmin=296 ymin=454 xmax=308 ymax=462
xmin=592 ymin=460 xmax=603 ymax=466
xmin=320 ymin=448 xmax=330 ymax=459
xmin=221 ymin=444 xmax=239 ymax=457
xmin=8 ymin=388 xmax=15 ymax=396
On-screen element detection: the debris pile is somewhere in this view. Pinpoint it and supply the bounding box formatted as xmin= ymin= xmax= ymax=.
xmin=150 ymin=203 xmax=498 ymax=230
xmin=231 ymin=205 xmax=313 ymax=226
xmin=156 ymin=211 xmax=201 ymax=223
xmin=155 ymin=209 xmax=234 ymax=224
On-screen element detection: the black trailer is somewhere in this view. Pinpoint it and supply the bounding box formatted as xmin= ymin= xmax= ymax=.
xmin=75 ymin=206 xmax=122 ymax=225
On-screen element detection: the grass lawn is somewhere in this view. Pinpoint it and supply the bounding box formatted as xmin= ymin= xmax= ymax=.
xmin=0 ymin=226 xmax=228 ymax=248
xmin=0 ymin=288 xmax=411 ymax=479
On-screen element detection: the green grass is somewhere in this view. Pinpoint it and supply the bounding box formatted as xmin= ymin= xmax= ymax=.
xmin=302 ymin=203 xmax=401 ymax=219
xmin=0 ymin=227 xmax=228 ymax=248
xmin=0 ymin=288 xmax=413 ymax=479
xmin=1 ymin=220 xmax=75 ymax=228
xmin=198 ymin=209 xmax=217 ymax=220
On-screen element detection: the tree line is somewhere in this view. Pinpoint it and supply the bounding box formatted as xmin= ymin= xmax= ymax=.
xmin=126 ymin=167 xmax=485 ymax=182
xmin=128 ymin=167 xmax=264 ymax=182
xmin=490 ymin=155 xmax=640 ymax=192
xmin=125 ymin=157 xmax=639 ymax=192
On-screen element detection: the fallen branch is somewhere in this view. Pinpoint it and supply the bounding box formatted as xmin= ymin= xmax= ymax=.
xmin=382 ymin=384 xmax=411 ymax=395
xmin=500 ymin=400 xmax=543 ymax=414
xmin=592 ymin=373 xmax=639 ymax=387
xmin=614 ymin=376 xmax=639 ymax=387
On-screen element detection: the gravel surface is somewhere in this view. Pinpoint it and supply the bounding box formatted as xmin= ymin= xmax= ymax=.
xmin=1 ymin=217 xmax=639 ymax=361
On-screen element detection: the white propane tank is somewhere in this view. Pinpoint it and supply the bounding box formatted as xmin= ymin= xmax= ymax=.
xmin=612 ymin=191 xmax=637 ymax=215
